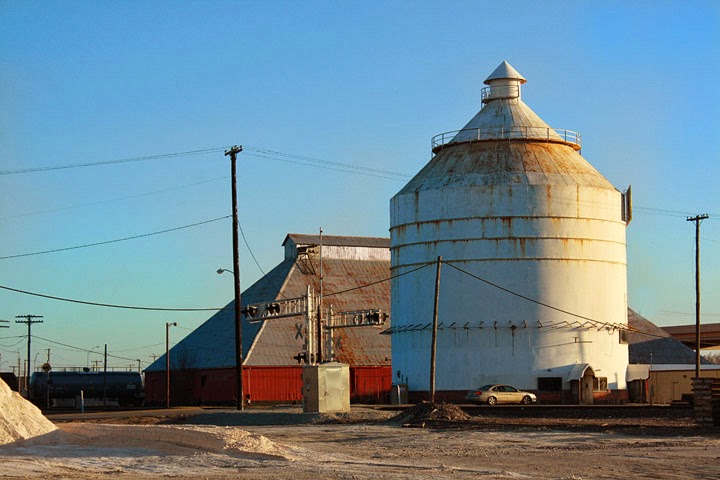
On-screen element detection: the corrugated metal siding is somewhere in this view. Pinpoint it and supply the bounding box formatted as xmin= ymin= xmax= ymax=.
xmin=145 ymin=233 xmax=393 ymax=405
xmin=351 ymin=366 xmax=392 ymax=403
xmin=247 ymin=257 xmax=391 ymax=366
xmin=146 ymin=366 xmax=391 ymax=405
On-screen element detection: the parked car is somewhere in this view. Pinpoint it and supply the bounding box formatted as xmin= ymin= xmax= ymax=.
xmin=465 ymin=384 xmax=537 ymax=405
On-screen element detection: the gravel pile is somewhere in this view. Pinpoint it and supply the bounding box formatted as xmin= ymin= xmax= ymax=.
xmin=390 ymin=401 xmax=471 ymax=427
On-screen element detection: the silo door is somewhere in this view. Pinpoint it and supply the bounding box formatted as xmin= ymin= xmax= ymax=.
xmin=580 ymin=372 xmax=594 ymax=405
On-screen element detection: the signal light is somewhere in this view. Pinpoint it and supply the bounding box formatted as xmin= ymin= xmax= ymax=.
xmin=364 ymin=311 xmax=388 ymax=325
xmin=241 ymin=305 xmax=258 ymax=318
xmin=266 ymin=302 xmax=281 ymax=315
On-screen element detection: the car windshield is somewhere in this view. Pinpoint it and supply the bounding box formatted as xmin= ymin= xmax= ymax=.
xmin=478 ymin=384 xmax=494 ymax=390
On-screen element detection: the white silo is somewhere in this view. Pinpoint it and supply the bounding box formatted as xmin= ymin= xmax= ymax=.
xmin=390 ymin=61 xmax=630 ymax=404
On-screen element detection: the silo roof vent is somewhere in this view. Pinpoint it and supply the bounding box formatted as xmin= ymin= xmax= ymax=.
xmin=482 ymin=60 xmax=526 ymax=104
xmin=484 ymin=60 xmax=527 ymax=85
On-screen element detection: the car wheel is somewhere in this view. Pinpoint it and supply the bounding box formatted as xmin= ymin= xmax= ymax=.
xmin=487 ymin=396 xmax=497 ymax=406
xmin=521 ymin=395 xmax=532 ymax=405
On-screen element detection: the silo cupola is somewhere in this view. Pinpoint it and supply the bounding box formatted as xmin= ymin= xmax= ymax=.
xmin=432 ymin=60 xmax=582 ymax=153
xmin=482 ymin=60 xmax=526 ymax=103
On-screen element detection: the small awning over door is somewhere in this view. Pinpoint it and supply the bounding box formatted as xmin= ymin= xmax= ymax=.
xmin=566 ymin=364 xmax=594 ymax=382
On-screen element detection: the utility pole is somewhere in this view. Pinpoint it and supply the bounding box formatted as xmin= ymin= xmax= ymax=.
xmin=166 ymin=322 xmax=177 ymax=409
xmin=687 ymin=214 xmax=709 ymax=379
xmin=225 ymin=145 xmax=244 ymax=411
xmin=103 ymin=344 xmax=108 ymax=407
xmin=318 ymin=227 xmax=323 ymax=364
xmin=429 ymin=256 xmax=442 ymax=403
xmin=15 ymin=314 xmax=43 ymax=394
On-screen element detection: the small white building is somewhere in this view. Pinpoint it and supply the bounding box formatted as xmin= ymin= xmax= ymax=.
xmin=389 ymin=62 xmax=631 ymax=404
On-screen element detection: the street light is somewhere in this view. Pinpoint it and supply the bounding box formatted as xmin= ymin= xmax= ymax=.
xmin=217 ymin=268 xmax=234 ymax=275
xmin=87 ymin=345 xmax=100 ymax=369
xmin=166 ymin=322 xmax=177 ymax=409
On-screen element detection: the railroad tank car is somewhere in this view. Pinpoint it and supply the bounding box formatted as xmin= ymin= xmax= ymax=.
xmin=0 ymin=372 xmax=19 ymax=391
xmin=29 ymin=371 xmax=144 ymax=407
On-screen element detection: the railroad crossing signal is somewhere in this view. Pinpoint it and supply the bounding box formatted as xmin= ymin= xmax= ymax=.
xmin=240 ymin=287 xmax=389 ymax=365
xmin=241 ymin=295 xmax=308 ymax=322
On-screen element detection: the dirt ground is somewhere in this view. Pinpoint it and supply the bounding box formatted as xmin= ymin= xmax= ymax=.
xmin=2 ymin=404 xmax=719 ymax=479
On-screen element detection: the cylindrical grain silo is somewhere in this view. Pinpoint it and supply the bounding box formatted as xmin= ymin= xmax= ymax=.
xmin=390 ymin=61 xmax=630 ymax=404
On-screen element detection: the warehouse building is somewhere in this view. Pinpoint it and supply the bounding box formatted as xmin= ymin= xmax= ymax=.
xmin=145 ymin=233 xmax=391 ymax=405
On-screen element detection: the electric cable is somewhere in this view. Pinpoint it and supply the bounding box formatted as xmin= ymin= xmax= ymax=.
xmin=0 ymin=175 xmax=229 ymax=221
xmin=443 ymin=260 xmax=624 ymax=329
xmin=0 ymin=284 xmax=228 ymax=311
xmin=244 ymin=146 xmax=410 ymax=179
xmin=324 ymin=261 xmax=435 ymax=297
xmin=33 ymin=335 xmax=146 ymax=362
xmin=0 ymin=215 xmax=230 ymax=260
xmin=0 ymin=148 xmax=226 ymax=176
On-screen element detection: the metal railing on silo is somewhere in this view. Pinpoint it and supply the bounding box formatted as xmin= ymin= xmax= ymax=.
xmin=431 ymin=126 xmax=582 ymax=155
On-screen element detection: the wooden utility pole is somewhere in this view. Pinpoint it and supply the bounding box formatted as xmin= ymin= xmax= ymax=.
xmin=15 ymin=314 xmax=43 ymax=394
xmin=225 ymin=145 xmax=244 ymax=410
xmin=318 ymin=227 xmax=323 ymax=364
xmin=103 ymin=344 xmax=108 ymax=407
xmin=166 ymin=322 xmax=177 ymax=408
xmin=429 ymin=256 xmax=442 ymax=403
xmin=687 ymin=214 xmax=709 ymax=379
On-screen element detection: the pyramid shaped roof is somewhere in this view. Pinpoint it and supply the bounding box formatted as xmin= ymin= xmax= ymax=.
xmin=484 ymin=60 xmax=527 ymax=84
xmin=146 ymin=234 xmax=391 ymax=372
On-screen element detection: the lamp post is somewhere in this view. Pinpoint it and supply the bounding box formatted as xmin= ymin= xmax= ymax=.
xmin=166 ymin=322 xmax=177 ymax=409
xmin=87 ymin=346 xmax=100 ymax=370
xmin=217 ymin=265 xmax=243 ymax=409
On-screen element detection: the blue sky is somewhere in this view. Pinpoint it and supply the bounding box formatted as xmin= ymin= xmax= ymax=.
xmin=1 ymin=1 xmax=718 ymax=371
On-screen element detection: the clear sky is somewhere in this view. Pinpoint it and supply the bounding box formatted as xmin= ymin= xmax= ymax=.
xmin=1 ymin=1 xmax=718 ymax=372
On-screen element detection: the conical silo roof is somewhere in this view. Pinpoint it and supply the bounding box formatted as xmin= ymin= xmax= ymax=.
xmin=399 ymin=63 xmax=615 ymax=195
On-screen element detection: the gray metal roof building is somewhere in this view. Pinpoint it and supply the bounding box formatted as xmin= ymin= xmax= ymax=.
xmin=146 ymin=233 xmax=391 ymax=373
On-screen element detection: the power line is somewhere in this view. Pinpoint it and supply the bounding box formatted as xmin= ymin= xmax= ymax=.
xmin=238 ymin=223 xmax=266 ymax=277
xmin=112 ymin=342 xmax=166 ymax=353
xmin=0 ymin=175 xmax=229 ymax=221
xmin=0 ymin=215 xmax=230 ymax=260
xmin=0 ymin=337 xmax=26 ymax=348
xmin=242 ymin=151 xmax=409 ymax=181
xmin=33 ymin=335 xmax=140 ymax=362
xmin=0 ymin=147 xmax=226 ymax=176
xmin=3 ymin=143 xmax=714 ymax=221
xmin=443 ymin=261 xmax=624 ymax=329
xmin=324 ymin=261 xmax=435 ymax=297
xmin=0 ymin=284 xmax=227 ymax=312
xmin=244 ymin=146 xmax=410 ymax=179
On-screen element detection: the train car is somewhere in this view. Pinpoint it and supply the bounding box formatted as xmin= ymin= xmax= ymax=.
xmin=29 ymin=371 xmax=144 ymax=407
xmin=0 ymin=372 xmax=19 ymax=391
